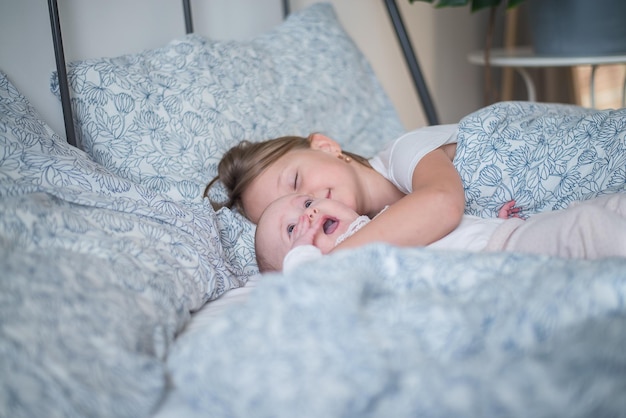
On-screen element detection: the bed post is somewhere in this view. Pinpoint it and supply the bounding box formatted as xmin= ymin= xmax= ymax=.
xmin=282 ymin=0 xmax=290 ymax=18
xmin=47 ymin=0 xmax=78 ymax=147
xmin=383 ymin=0 xmax=440 ymax=125
xmin=183 ymin=0 xmax=193 ymax=34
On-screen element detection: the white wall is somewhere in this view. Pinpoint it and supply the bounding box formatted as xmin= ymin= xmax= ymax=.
xmin=292 ymin=0 xmax=488 ymax=127
xmin=0 ymin=0 xmax=487 ymax=139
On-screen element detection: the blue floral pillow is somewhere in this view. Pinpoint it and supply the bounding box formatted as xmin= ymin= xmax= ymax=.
xmin=2 ymin=70 xmax=254 ymax=297
xmin=52 ymin=3 xmax=403 ymax=205
xmin=1 ymin=70 xmax=255 ymax=416
xmin=455 ymin=101 xmax=626 ymax=218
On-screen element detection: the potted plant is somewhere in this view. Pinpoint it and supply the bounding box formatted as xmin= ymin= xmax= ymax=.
xmin=526 ymin=0 xmax=626 ymax=57
xmin=409 ymin=0 xmax=626 ymax=103
xmin=408 ymin=0 xmax=525 ymax=104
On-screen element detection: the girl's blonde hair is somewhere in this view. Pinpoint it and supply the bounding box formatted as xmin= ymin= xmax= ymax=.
xmin=204 ymin=134 xmax=370 ymax=220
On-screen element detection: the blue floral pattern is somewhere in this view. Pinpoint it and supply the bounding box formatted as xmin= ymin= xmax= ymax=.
xmin=0 ymin=71 xmax=254 ymax=417
xmin=168 ymin=244 xmax=626 ymax=418
xmin=455 ymin=101 xmax=626 ymax=218
xmin=51 ymin=3 xmax=404 ymax=206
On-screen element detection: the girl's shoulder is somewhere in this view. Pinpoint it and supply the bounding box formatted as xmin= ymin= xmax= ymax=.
xmin=369 ymin=124 xmax=459 ymax=194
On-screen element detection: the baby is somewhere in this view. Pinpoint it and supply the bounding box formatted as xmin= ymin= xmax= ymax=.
xmin=254 ymin=194 xmax=366 ymax=273
xmin=255 ymin=193 xmax=626 ymax=273
xmin=255 ymin=194 xmax=515 ymax=273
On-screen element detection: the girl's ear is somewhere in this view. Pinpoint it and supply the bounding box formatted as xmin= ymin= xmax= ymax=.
xmin=309 ymin=133 xmax=342 ymax=155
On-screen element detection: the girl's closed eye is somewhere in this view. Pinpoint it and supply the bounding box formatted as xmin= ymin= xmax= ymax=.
xmin=293 ymin=172 xmax=299 ymax=191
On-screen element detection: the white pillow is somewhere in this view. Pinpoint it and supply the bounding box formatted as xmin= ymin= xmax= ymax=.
xmin=52 ymin=3 xmax=404 ymax=205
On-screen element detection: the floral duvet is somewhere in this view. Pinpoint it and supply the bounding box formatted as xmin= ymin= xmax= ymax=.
xmin=167 ymin=246 xmax=626 ymax=418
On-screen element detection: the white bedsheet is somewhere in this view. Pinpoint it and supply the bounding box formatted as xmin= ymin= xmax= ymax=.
xmin=181 ymin=274 xmax=262 ymax=337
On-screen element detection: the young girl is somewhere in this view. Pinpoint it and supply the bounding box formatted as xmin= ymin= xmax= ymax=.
xmin=255 ymin=193 xmax=626 ymax=273
xmin=205 ymin=125 xmax=466 ymax=252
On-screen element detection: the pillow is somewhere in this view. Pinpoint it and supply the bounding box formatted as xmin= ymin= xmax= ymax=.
xmin=51 ymin=3 xmax=404 ymax=205
xmin=454 ymin=101 xmax=626 ymax=218
xmin=1 ymin=70 xmax=253 ymax=416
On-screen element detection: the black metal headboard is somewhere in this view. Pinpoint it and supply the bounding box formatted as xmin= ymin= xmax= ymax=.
xmin=47 ymin=0 xmax=439 ymax=148
xmin=47 ymin=0 xmax=76 ymax=147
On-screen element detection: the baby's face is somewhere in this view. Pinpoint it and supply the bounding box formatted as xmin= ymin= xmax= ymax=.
xmin=256 ymin=194 xmax=359 ymax=270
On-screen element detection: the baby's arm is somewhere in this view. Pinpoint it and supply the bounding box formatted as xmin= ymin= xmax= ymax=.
xmin=334 ymin=147 xmax=465 ymax=250
xmin=281 ymin=214 xmax=325 ymax=273
xmin=283 ymin=245 xmax=323 ymax=274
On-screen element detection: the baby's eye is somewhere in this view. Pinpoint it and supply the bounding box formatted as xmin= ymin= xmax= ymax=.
xmin=293 ymin=173 xmax=298 ymax=191
xmin=304 ymin=199 xmax=312 ymax=208
xmin=287 ymin=224 xmax=295 ymax=236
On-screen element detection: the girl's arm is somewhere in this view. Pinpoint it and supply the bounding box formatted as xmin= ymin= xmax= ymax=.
xmin=333 ymin=146 xmax=465 ymax=250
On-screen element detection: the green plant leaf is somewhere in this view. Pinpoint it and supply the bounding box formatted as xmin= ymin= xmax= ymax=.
xmin=470 ymin=0 xmax=502 ymax=12
xmin=506 ymin=0 xmax=525 ymax=8
xmin=435 ymin=0 xmax=471 ymax=7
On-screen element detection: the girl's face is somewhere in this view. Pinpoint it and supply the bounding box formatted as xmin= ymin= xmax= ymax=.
xmin=241 ymin=137 xmax=364 ymax=224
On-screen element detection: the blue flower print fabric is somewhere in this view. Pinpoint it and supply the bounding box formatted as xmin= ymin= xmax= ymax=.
xmin=168 ymin=244 xmax=626 ymax=418
xmin=455 ymin=101 xmax=626 ymax=218
xmin=0 ymin=70 xmax=254 ymax=417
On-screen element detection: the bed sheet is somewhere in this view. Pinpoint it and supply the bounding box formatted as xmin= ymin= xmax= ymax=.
xmin=180 ymin=274 xmax=261 ymax=337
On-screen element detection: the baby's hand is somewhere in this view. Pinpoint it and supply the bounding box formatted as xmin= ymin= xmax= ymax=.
xmin=290 ymin=214 xmax=325 ymax=250
xmin=497 ymin=200 xmax=523 ymax=219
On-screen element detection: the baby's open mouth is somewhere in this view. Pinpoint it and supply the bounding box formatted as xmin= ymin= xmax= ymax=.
xmin=323 ymin=218 xmax=338 ymax=235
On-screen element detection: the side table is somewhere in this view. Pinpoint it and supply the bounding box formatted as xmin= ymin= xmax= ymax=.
xmin=468 ymin=47 xmax=626 ymax=107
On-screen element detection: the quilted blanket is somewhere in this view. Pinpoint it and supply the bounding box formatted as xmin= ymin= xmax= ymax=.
xmin=167 ymin=245 xmax=626 ymax=418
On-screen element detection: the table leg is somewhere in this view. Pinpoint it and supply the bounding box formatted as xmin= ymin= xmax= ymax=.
xmin=622 ymin=65 xmax=626 ymax=108
xmin=590 ymin=65 xmax=598 ymax=108
xmin=515 ymin=67 xmax=536 ymax=101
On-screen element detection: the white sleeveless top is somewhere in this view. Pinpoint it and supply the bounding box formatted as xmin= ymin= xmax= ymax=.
xmin=369 ymin=124 xmax=505 ymax=252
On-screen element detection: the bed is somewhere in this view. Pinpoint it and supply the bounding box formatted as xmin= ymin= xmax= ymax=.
xmin=2 ymin=2 xmax=626 ymax=417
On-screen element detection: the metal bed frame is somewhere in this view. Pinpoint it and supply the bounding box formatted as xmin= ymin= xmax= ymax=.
xmin=47 ymin=0 xmax=439 ymax=148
